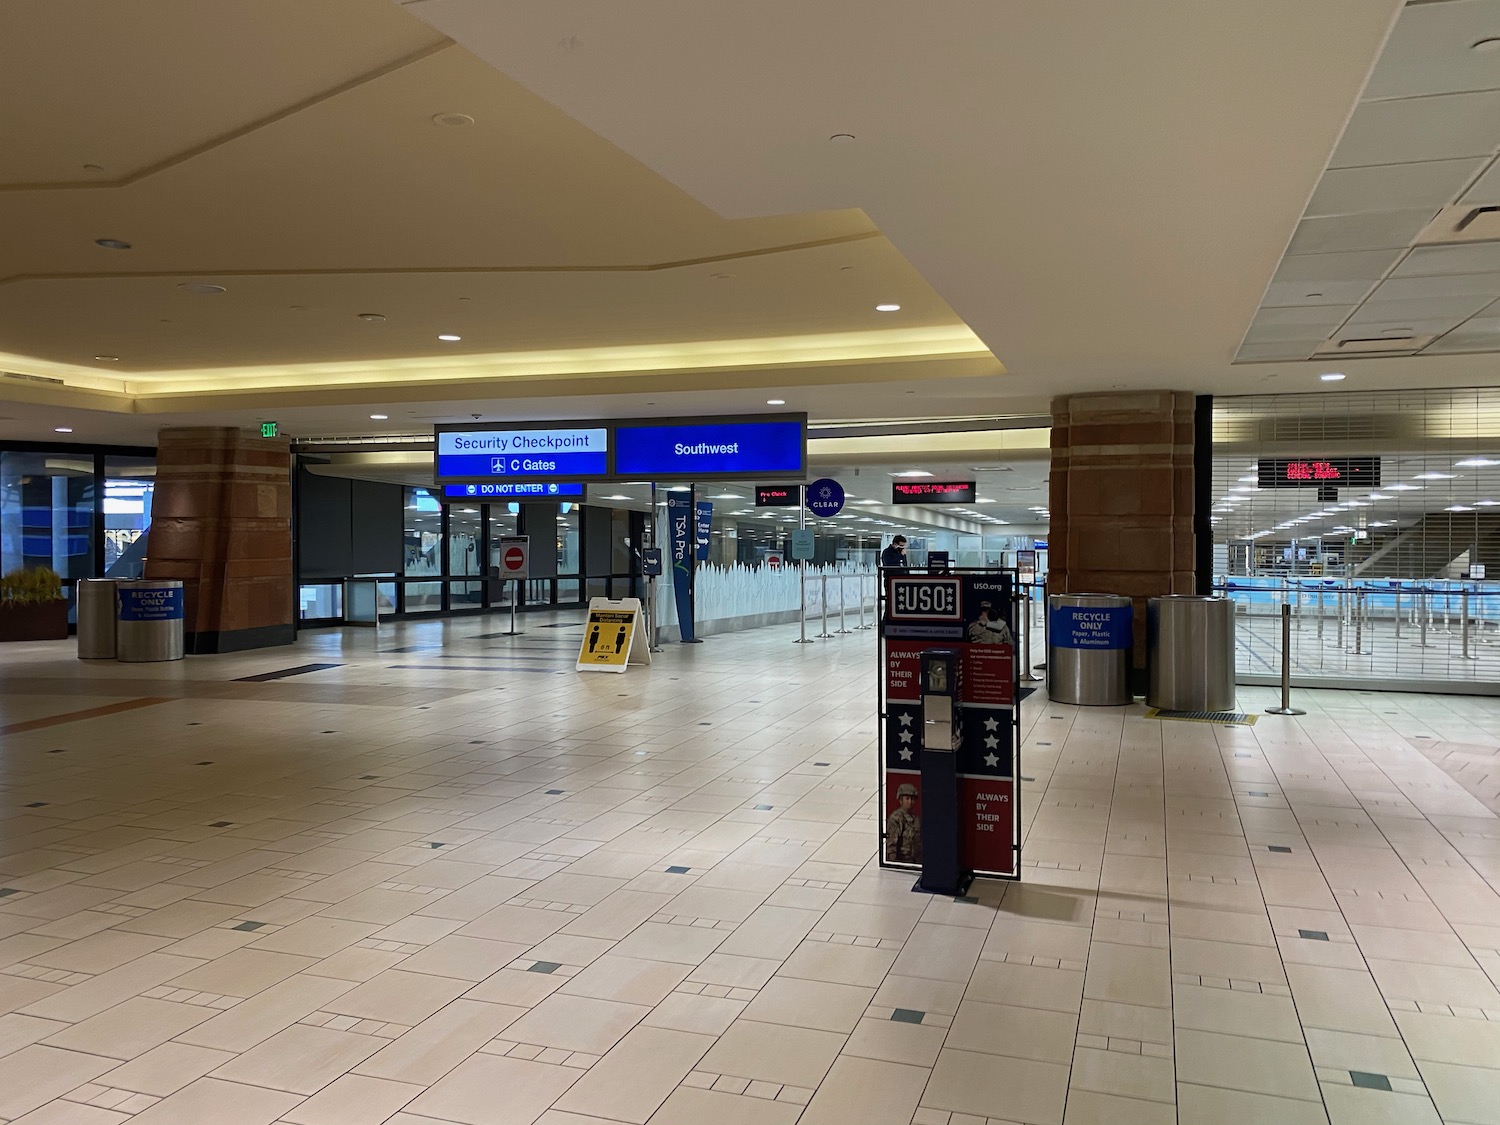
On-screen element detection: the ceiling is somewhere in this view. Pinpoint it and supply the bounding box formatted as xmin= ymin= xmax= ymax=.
xmin=1237 ymin=0 xmax=1500 ymax=362
xmin=6 ymin=0 xmax=1500 ymax=443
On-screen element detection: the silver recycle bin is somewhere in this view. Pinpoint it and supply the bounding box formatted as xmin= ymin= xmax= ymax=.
xmin=76 ymin=578 xmax=119 ymax=660
xmin=116 ymin=579 xmax=185 ymax=663
xmin=1147 ymin=595 xmax=1235 ymax=712
xmin=1047 ymin=593 xmax=1133 ymax=706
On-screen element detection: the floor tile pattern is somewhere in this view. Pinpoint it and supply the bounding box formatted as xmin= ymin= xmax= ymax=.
xmin=1 ymin=616 xmax=1499 ymax=1123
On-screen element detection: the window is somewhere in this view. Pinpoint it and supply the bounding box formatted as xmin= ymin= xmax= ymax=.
xmin=103 ymin=456 xmax=155 ymax=578
xmin=0 ymin=451 xmax=95 ymax=580
xmin=403 ymin=486 xmax=442 ymax=612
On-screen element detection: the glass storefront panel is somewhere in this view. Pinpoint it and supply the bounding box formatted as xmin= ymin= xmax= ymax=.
xmin=299 ymin=583 xmax=342 ymax=620
xmin=1214 ymin=388 xmax=1500 ymax=690
xmin=0 ymin=450 xmax=95 ymax=580
xmin=103 ymin=456 xmax=155 ymax=578
xmin=403 ymin=487 xmax=443 ymax=612
xmin=556 ymin=504 xmax=580 ymax=575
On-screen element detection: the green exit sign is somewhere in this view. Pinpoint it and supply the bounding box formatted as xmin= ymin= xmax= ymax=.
xmin=260 ymin=422 xmax=279 ymax=438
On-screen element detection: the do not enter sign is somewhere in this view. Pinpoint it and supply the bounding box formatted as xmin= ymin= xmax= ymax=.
xmin=498 ymin=535 xmax=530 ymax=580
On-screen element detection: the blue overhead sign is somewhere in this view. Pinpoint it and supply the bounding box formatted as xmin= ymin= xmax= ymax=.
xmin=435 ymin=427 xmax=608 ymax=482
xmin=441 ymin=482 xmax=584 ymax=500
xmin=614 ymin=418 xmax=805 ymax=479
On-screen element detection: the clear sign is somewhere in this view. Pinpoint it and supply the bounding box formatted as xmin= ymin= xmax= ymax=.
xmin=806 ymin=477 xmax=845 ymax=518
xmin=442 ymin=482 xmax=583 ymax=499
xmin=435 ymin=426 xmax=608 ymax=482
xmin=614 ymin=418 xmax=805 ymax=479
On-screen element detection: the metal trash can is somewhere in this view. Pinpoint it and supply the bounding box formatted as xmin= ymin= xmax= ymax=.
xmin=76 ymin=578 xmax=119 ymax=659
xmin=1048 ymin=593 xmax=1133 ymax=705
xmin=1147 ymin=595 xmax=1235 ymax=711
xmin=116 ymin=579 xmax=185 ymax=662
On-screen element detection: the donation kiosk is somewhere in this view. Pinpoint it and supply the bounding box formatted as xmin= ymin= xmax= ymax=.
xmin=879 ymin=567 xmax=1023 ymax=885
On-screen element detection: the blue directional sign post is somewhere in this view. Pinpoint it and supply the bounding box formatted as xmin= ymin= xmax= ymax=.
xmin=806 ymin=478 xmax=845 ymax=518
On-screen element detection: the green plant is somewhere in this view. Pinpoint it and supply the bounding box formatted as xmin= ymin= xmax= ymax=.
xmin=0 ymin=567 xmax=65 ymax=607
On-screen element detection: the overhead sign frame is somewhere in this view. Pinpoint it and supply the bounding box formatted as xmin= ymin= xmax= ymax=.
xmin=434 ymin=412 xmax=808 ymax=485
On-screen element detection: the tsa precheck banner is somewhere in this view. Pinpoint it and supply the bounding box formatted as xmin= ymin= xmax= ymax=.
xmin=667 ymin=492 xmax=695 ymax=642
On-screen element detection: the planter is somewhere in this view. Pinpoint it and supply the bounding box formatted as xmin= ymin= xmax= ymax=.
xmin=0 ymin=600 xmax=69 ymax=642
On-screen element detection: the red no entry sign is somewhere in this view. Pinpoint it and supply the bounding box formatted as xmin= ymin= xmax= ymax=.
xmin=504 ymin=547 xmax=525 ymax=571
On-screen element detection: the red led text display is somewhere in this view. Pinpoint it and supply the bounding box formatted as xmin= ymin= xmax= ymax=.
xmin=1256 ymin=457 xmax=1380 ymax=490
xmin=754 ymin=485 xmax=803 ymax=507
xmin=891 ymin=480 xmax=977 ymax=505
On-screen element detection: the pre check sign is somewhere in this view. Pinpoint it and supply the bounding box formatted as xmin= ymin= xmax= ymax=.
xmin=436 ymin=428 xmax=608 ymax=481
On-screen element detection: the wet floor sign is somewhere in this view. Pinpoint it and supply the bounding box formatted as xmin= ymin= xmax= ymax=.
xmin=576 ymin=598 xmax=650 ymax=673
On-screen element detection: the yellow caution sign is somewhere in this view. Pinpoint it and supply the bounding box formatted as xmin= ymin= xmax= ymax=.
xmin=576 ymin=598 xmax=648 ymax=673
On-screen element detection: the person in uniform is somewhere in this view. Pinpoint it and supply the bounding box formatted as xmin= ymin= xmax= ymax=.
xmin=885 ymin=783 xmax=922 ymax=863
xmin=967 ymin=601 xmax=1013 ymax=645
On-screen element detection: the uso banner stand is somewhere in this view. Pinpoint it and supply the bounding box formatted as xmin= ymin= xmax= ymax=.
xmin=877 ymin=567 xmax=1023 ymax=884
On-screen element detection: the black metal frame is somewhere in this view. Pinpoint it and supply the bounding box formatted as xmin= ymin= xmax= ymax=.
xmin=876 ymin=565 xmax=1025 ymax=882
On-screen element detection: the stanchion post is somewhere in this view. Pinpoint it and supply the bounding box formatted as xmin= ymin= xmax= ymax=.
xmin=1018 ymin=586 xmax=1041 ymax=684
xmin=1462 ymin=590 xmax=1475 ymax=660
xmin=817 ymin=573 xmax=834 ymax=639
xmin=1266 ymin=603 xmax=1306 ymax=716
xmin=837 ymin=575 xmax=852 ymax=634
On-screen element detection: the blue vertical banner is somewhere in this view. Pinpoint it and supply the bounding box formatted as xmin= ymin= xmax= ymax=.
xmin=668 ymin=491 xmax=696 ymax=642
xmin=694 ymin=502 xmax=713 ymax=562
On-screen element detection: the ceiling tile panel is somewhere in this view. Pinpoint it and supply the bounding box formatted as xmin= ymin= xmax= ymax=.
xmin=1262 ymin=279 xmax=1377 ymax=307
xmin=1338 ymin=317 xmax=1463 ymax=337
xmin=1460 ymin=157 xmax=1500 ymax=203
xmin=1347 ymin=293 xmax=1497 ymax=323
xmin=1329 ymin=90 xmax=1500 ymax=168
xmin=1362 ymin=0 xmax=1500 ymax=100
xmin=1234 ymin=341 xmax=1319 ymax=362
xmin=1285 ymin=209 xmax=1440 ymax=254
xmin=1425 ymin=316 xmax=1500 ymax=351
xmin=1253 ymin=304 xmax=1356 ymax=328
xmin=1306 ymin=158 xmax=1485 ymax=216
xmin=1371 ymin=272 xmax=1500 ymax=301
xmin=1242 ymin=321 xmax=1339 ymax=344
xmin=1272 ymin=249 xmax=1406 ymax=283
xmin=1392 ymin=241 xmax=1500 ymax=276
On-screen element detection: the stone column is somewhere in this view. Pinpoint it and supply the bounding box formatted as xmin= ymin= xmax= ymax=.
xmin=144 ymin=427 xmax=294 ymax=653
xmin=1049 ymin=391 xmax=1196 ymax=671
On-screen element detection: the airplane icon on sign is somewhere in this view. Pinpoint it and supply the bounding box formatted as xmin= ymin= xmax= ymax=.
xmin=491 ymin=457 xmax=505 ymax=474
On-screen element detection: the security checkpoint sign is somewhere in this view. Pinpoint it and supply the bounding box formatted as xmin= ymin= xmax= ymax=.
xmin=576 ymin=597 xmax=650 ymax=672
xmin=497 ymin=535 xmax=530 ymax=581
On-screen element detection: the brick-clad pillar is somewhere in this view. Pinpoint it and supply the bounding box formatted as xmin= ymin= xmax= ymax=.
xmin=1049 ymin=391 xmax=1196 ymax=671
xmin=144 ymin=427 xmax=294 ymax=653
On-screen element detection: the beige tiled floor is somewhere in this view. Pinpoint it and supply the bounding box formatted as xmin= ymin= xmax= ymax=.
xmin=3 ymin=614 xmax=1500 ymax=1123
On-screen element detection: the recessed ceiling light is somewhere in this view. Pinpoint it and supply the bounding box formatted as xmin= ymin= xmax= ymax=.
xmin=370 ymin=414 xmax=388 ymax=420
xmin=94 ymin=238 xmax=131 ymax=250
xmin=93 ymin=355 xmax=119 ymax=362
xmin=437 ymin=334 xmax=462 ymax=342
xmin=875 ymin=303 xmax=901 ymax=312
xmin=177 ymin=282 xmax=226 ymax=295
xmin=82 ymin=163 xmax=104 ymax=172
xmin=766 ymin=399 xmax=785 ymax=406
xmin=1456 ymin=457 xmax=1499 ymax=468
xmin=892 ymin=470 xmax=933 ymax=478
xmin=1319 ymin=372 xmax=1345 ymax=382
xmin=357 ymin=313 xmax=386 ymax=322
xmin=432 ymin=112 xmax=475 ymax=127
xmin=710 ymin=272 xmax=734 ymax=280
xmin=1414 ymin=472 xmax=1456 ymax=480
xmin=54 ymin=426 xmax=73 ymax=433
xmin=1447 ymin=505 xmax=1475 ymax=513
xmin=1472 ymin=37 xmax=1500 ymax=52
xmin=1385 ymin=483 xmax=1421 ymax=491
xmin=830 ymin=133 xmax=856 ymax=143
